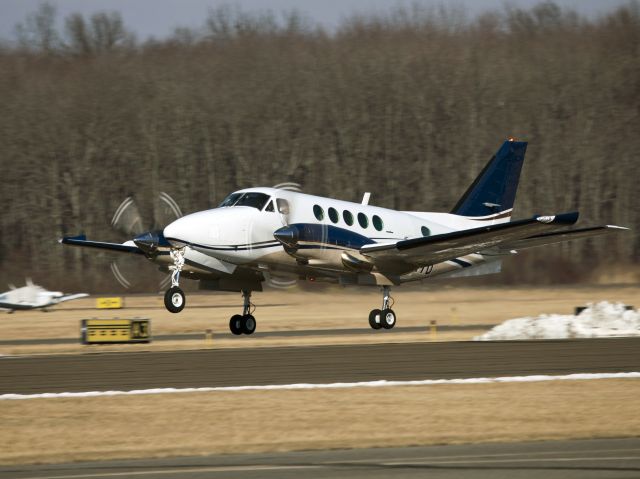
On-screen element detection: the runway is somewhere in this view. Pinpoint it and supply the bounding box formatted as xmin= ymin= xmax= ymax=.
xmin=2 ymin=337 xmax=639 ymax=394
xmin=2 ymin=437 xmax=639 ymax=479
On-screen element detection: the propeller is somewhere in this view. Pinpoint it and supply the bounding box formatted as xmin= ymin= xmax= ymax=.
xmin=266 ymin=182 xmax=302 ymax=289
xmin=108 ymin=185 xmax=303 ymax=291
xmin=272 ymin=181 xmax=329 ymax=260
xmin=272 ymin=181 xmax=299 ymax=251
xmin=109 ymin=192 xmax=183 ymax=290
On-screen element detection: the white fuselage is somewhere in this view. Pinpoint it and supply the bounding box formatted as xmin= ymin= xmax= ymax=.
xmin=163 ymin=187 xmax=511 ymax=285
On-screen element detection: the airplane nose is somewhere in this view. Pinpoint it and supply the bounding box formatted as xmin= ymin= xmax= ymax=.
xmin=163 ymin=218 xmax=188 ymax=247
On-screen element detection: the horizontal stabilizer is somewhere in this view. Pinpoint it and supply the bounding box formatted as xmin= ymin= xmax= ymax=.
xmin=59 ymin=235 xmax=144 ymax=254
xmin=497 ymin=225 xmax=629 ymax=252
xmin=360 ymin=212 xmax=579 ymax=273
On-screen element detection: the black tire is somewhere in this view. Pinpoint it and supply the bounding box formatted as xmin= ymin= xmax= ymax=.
xmin=368 ymin=309 xmax=382 ymax=330
xmin=381 ymin=308 xmax=396 ymax=329
xmin=242 ymin=314 xmax=256 ymax=335
xmin=164 ymin=287 xmax=185 ymax=313
xmin=229 ymin=314 xmax=244 ymax=335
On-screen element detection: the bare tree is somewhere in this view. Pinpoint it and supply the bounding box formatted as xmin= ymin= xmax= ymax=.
xmin=1 ymin=2 xmax=638 ymax=290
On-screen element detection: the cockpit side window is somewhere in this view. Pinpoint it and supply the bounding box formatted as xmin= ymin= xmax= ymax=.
xmin=264 ymin=200 xmax=275 ymax=212
xmin=276 ymin=198 xmax=290 ymax=215
xmin=218 ymin=192 xmax=243 ymax=207
xmin=234 ymin=192 xmax=270 ymax=210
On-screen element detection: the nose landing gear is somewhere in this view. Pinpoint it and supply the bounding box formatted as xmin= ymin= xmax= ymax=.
xmin=229 ymin=290 xmax=257 ymax=335
xmin=368 ymin=285 xmax=396 ymax=330
xmin=164 ymin=248 xmax=186 ymax=313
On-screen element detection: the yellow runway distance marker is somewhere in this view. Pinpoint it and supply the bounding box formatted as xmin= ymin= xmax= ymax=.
xmin=96 ymin=297 xmax=124 ymax=309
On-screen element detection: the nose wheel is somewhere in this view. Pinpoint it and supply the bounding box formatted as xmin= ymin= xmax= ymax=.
xmin=164 ymin=286 xmax=185 ymax=313
xmin=164 ymin=248 xmax=186 ymax=313
xmin=229 ymin=290 xmax=257 ymax=335
xmin=368 ymin=286 xmax=396 ymax=330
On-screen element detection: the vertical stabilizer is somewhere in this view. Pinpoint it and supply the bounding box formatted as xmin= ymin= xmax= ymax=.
xmin=451 ymin=139 xmax=527 ymax=222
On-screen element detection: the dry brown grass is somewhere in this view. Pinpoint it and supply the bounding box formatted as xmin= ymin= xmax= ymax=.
xmin=1 ymin=286 xmax=638 ymax=356
xmin=2 ymin=379 xmax=640 ymax=465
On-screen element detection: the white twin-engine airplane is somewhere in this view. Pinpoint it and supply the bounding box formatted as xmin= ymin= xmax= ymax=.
xmin=0 ymin=279 xmax=88 ymax=313
xmin=61 ymin=139 xmax=627 ymax=335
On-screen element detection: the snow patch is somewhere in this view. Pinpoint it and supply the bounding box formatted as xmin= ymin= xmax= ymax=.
xmin=475 ymin=301 xmax=639 ymax=341
xmin=2 ymin=372 xmax=640 ymax=401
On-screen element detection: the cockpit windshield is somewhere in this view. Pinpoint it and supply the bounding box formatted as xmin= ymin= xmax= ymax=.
xmin=218 ymin=193 xmax=243 ymax=207
xmin=218 ymin=192 xmax=270 ymax=210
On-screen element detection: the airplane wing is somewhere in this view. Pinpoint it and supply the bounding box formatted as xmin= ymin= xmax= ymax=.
xmin=360 ymin=212 xmax=580 ymax=273
xmin=495 ymin=225 xmax=629 ymax=252
xmin=60 ymin=235 xmax=144 ymax=254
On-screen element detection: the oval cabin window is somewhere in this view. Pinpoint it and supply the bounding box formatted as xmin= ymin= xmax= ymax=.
xmin=328 ymin=207 xmax=339 ymax=223
xmin=313 ymin=205 xmax=324 ymax=221
xmin=343 ymin=210 xmax=354 ymax=226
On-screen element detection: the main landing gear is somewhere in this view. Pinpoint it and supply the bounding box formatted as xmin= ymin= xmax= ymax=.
xmin=164 ymin=248 xmax=186 ymax=313
xmin=229 ymin=290 xmax=257 ymax=335
xmin=368 ymin=285 xmax=396 ymax=330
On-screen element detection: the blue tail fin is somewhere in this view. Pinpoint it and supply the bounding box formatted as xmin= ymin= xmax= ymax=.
xmin=451 ymin=139 xmax=527 ymax=221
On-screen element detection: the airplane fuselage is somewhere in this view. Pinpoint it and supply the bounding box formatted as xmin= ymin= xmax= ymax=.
xmin=162 ymin=187 xmax=508 ymax=286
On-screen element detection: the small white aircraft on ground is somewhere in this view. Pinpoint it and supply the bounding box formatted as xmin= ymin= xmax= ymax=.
xmin=0 ymin=279 xmax=88 ymax=313
xmin=61 ymin=139 xmax=627 ymax=334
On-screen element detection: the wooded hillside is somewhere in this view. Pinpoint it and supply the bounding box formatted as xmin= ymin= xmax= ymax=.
xmin=1 ymin=2 xmax=638 ymax=291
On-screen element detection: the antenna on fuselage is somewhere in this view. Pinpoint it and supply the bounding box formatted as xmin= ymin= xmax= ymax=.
xmin=361 ymin=192 xmax=371 ymax=205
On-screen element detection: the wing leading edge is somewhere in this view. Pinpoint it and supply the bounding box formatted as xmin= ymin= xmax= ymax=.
xmin=60 ymin=235 xmax=144 ymax=254
xmin=360 ymin=212 xmax=581 ymax=272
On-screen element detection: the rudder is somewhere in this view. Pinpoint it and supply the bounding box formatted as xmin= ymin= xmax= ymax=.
xmin=451 ymin=139 xmax=527 ymax=221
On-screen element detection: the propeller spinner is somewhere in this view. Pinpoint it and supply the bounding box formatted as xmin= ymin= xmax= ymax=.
xmin=109 ymin=192 xmax=183 ymax=290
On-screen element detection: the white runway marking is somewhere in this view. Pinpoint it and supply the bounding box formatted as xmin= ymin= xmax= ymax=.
xmin=2 ymin=372 xmax=639 ymax=401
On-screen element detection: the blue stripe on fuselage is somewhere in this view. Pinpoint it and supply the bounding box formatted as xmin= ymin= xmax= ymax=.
xmin=290 ymin=223 xmax=376 ymax=250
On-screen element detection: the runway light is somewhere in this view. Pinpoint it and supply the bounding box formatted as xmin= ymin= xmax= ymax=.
xmin=430 ymin=320 xmax=437 ymax=340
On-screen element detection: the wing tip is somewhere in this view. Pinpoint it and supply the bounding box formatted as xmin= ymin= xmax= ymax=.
xmin=605 ymin=225 xmax=630 ymax=231
xmin=535 ymin=211 xmax=579 ymax=225
xmin=60 ymin=234 xmax=87 ymax=244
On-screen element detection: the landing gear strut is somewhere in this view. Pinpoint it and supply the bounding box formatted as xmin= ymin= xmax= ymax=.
xmin=164 ymin=248 xmax=186 ymax=313
xmin=368 ymin=285 xmax=396 ymax=330
xmin=229 ymin=290 xmax=257 ymax=335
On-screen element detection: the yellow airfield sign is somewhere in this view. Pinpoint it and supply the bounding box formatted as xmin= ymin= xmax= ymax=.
xmin=96 ymin=297 xmax=124 ymax=309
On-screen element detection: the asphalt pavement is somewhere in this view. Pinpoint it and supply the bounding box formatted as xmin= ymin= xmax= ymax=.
xmin=2 ymin=337 xmax=639 ymax=394
xmin=1 ymin=438 xmax=639 ymax=479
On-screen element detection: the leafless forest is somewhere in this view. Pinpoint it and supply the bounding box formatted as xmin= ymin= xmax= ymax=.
xmin=0 ymin=2 xmax=638 ymax=292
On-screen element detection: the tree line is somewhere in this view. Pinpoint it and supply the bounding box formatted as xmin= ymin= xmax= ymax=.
xmin=0 ymin=2 xmax=638 ymax=291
